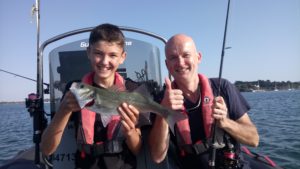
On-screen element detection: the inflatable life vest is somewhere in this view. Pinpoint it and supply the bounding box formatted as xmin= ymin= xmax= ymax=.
xmin=76 ymin=72 xmax=126 ymax=156
xmin=175 ymin=74 xmax=225 ymax=155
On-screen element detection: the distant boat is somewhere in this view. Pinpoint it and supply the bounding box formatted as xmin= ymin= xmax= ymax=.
xmin=274 ymin=82 xmax=279 ymax=91
xmin=252 ymin=89 xmax=265 ymax=93
xmin=252 ymin=81 xmax=265 ymax=92
xmin=288 ymin=83 xmax=294 ymax=91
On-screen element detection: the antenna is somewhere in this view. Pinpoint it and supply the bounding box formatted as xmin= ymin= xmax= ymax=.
xmin=30 ymin=2 xmax=37 ymax=24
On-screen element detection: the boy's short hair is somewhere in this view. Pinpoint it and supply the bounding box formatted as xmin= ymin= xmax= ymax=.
xmin=89 ymin=23 xmax=125 ymax=50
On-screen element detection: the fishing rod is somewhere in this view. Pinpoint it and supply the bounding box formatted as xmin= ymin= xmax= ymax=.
xmin=0 ymin=68 xmax=49 ymax=89
xmin=209 ymin=0 xmax=231 ymax=168
xmin=28 ymin=0 xmax=48 ymax=166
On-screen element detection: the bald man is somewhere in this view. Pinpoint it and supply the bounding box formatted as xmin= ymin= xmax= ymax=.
xmin=149 ymin=34 xmax=259 ymax=169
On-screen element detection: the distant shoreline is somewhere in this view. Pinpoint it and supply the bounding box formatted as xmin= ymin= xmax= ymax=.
xmin=0 ymin=101 xmax=25 ymax=104
xmin=0 ymin=99 xmax=50 ymax=104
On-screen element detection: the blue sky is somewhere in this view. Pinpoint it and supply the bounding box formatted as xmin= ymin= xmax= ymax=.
xmin=0 ymin=0 xmax=299 ymax=101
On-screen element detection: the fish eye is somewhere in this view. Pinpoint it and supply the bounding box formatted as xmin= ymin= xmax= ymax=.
xmin=80 ymin=84 xmax=84 ymax=88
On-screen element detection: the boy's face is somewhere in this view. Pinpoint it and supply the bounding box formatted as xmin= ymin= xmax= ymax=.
xmin=87 ymin=41 xmax=126 ymax=83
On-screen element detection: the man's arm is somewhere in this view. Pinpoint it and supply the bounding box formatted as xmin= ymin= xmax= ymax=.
xmin=221 ymin=113 xmax=259 ymax=147
xmin=149 ymin=115 xmax=170 ymax=163
xmin=213 ymin=96 xmax=259 ymax=147
xmin=149 ymin=78 xmax=184 ymax=163
xmin=40 ymin=92 xmax=80 ymax=155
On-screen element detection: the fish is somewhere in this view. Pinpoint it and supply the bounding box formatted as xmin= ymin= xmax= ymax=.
xmin=69 ymin=82 xmax=186 ymax=133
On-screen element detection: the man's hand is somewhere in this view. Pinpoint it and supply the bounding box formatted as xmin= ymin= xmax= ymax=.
xmin=161 ymin=77 xmax=184 ymax=110
xmin=212 ymin=96 xmax=228 ymax=128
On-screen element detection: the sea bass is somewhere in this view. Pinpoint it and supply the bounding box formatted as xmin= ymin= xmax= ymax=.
xmin=69 ymin=82 xmax=186 ymax=133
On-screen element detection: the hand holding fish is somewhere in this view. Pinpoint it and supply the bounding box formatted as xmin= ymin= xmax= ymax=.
xmin=118 ymin=103 xmax=141 ymax=137
xmin=40 ymin=91 xmax=81 ymax=155
xmin=212 ymin=96 xmax=228 ymax=128
xmin=118 ymin=102 xmax=142 ymax=155
xmin=59 ymin=91 xmax=81 ymax=114
xmin=161 ymin=78 xmax=184 ymax=111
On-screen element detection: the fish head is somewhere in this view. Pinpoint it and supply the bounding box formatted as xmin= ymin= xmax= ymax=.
xmin=70 ymin=82 xmax=95 ymax=108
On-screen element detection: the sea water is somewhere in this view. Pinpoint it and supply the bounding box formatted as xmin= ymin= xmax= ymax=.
xmin=243 ymin=90 xmax=300 ymax=169
xmin=0 ymin=102 xmax=50 ymax=166
xmin=0 ymin=90 xmax=299 ymax=168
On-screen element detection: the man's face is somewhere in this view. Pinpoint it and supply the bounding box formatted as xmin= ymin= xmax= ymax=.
xmin=87 ymin=41 xmax=126 ymax=82
xmin=165 ymin=39 xmax=201 ymax=83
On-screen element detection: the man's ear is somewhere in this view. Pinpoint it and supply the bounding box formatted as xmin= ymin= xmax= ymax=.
xmin=165 ymin=59 xmax=170 ymax=70
xmin=197 ymin=51 xmax=202 ymax=63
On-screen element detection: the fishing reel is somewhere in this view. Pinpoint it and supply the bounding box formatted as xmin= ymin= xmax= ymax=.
xmin=220 ymin=143 xmax=239 ymax=169
xmin=25 ymin=93 xmax=48 ymax=142
xmin=218 ymin=135 xmax=242 ymax=169
xmin=25 ymin=93 xmax=39 ymax=117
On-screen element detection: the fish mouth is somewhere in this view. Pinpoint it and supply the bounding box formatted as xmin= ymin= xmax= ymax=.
xmin=85 ymin=99 xmax=95 ymax=107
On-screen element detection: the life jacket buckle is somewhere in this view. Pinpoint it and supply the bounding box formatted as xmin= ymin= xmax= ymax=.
xmin=192 ymin=140 xmax=210 ymax=155
xmin=105 ymin=140 xmax=123 ymax=154
xmin=91 ymin=142 xmax=105 ymax=156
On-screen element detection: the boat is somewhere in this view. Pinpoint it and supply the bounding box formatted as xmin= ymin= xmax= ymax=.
xmin=242 ymin=146 xmax=284 ymax=169
xmin=274 ymin=82 xmax=279 ymax=91
xmin=252 ymin=81 xmax=265 ymax=92
xmin=0 ymin=1 xmax=285 ymax=169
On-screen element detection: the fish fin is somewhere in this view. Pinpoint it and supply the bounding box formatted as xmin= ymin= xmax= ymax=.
xmin=125 ymin=78 xmax=140 ymax=92
xmin=165 ymin=109 xmax=187 ymax=134
xmin=87 ymin=107 xmax=112 ymax=127
xmin=101 ymin=114 xmax=111 ymax=127
xmin=87 ymin=106 xmax=119 ymax=127
xmin=169 ymin=121 xmax=175 ymax=134
xmin=133 ymin=84 xmax=152 ymax=98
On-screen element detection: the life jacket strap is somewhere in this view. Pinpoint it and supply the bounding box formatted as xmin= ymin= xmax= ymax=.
xmin=77 ymin=140 xmax=123 ymax=156
xmin=180 ymin=139 xmax=211 ymax=155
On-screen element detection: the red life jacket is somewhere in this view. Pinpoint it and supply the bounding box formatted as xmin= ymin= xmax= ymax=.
xmin=175 ymin=74 xmax=215 ymax=155
xmin=76 ymin=72 xmax=125 ymax=155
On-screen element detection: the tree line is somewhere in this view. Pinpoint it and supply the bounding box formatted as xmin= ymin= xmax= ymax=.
xmin=234 ymin=80 xmax=300 ymax=92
